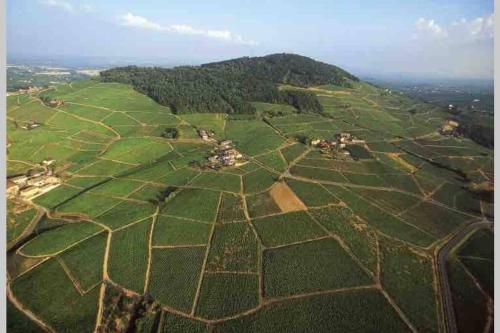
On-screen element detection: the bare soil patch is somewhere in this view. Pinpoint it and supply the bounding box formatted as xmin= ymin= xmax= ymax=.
xmin=269 ymin=182 xmax=307 ymax=213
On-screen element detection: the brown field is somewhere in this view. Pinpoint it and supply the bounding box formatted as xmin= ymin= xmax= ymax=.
xmin=269 ymin=182 xmax=307 ymax=212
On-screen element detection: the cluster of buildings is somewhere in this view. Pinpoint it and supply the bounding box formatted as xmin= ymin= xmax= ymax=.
xmin=311 ymin=133 xmax=365 ymax=149
xmin=207 ymin=140 xmax=244 ymax=168
xmin=311 ymin=133 xmax=365 ymax=160
xmin=440 ymin=119 xmax=462 ymax=137
xmin=40 ymin=97 xmax=64 ymax=108
xmin=7 ymin=86 xmax=40 ymax=96
xmin=7 ymin=159 xmax=60 ymax=200
xmin=447 ymin=104 xmax=459 ymax=114
xmin=198 ymin=129 xmax=216 ymax=142
xmin=20 ymin=120 xmax=41 ymax=130
xmin=45 ymin=99 xmax=65 ymax=107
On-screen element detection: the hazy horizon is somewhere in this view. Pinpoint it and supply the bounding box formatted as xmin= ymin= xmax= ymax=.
xmin=7 ymin=0 xmax=494 ymax=80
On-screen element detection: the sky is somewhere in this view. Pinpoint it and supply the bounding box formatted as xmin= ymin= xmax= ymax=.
xmin=7 ymin=0 xmax=495 ymax=79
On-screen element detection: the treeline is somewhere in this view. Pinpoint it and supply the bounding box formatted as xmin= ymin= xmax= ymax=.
xmin=100 ymin=53 xmax=358 ymax=114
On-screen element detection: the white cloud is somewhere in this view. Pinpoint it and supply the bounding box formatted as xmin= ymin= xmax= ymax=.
xmin=455 ymin=14 xmax=494 ymax=39
xmin=39 ymin=0 xmax=73 ymax=12
xmin=415 ymin=14 xmax=494 ymax=41
xmin=119 ymin=13 xmax=258 ymax=46
xmin=415 ymin=18 xmax=448 ymax=38
xmin=81 ymin=4 xmax=95 ymax=13
xmin=38 ymin=0 xmax=96 ymax=13
xmin=120 ymin=12 xmax=163 ymax=30
xmin=407 ymin=14 xmax=494 ymax=78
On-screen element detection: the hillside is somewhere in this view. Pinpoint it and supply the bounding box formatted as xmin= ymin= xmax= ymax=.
xmin=100 ymin=53 xmax=358 ymax=114
xmin=6 ymin=55 xmax=493 ymax=332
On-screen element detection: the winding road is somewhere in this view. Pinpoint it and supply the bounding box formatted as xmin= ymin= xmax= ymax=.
xmin=436 ymin=220 xmax=493 ymax=333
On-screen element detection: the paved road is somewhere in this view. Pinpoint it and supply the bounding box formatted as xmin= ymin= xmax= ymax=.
xmin=437 ymin=220 xmax=493 ymax=333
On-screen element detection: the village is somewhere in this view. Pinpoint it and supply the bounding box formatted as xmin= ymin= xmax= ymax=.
xmin=6 ymin=86 xmax=41 ymax=96
xmin=310 ymin=132 xmax=366 ymax=160
xmin=7 ymin=159 xmax=61 ymax=201
xmin=206 ymin=139 xmax=245 ymax=169
xmin=197 ymin=128 xmax=246 ymax=169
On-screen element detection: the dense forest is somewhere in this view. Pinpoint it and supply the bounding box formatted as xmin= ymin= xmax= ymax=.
xmin=100 ymin=53 xmax=358 ymax=114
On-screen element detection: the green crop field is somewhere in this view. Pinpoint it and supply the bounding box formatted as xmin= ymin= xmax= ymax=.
xmin=379 ymin=236 xmax=439 ymax=332
xmin=108 ymin=219 xmax=151 ymax=293
xmin=443 ymin=227 xmax=494 ymax=332
xmin=245 ymin=191 xmax=282 ymax=218
xmin=179 ymin=113 xmax=226 ymax=137
xmin=190 ymin=171 xmax=241 ymax=193
xmin=280 ymin=143 xmax=308 ymax=163
xmin=95 ymin=200 xmax=156 ymax=230
xmin=225 ymin=120 xmax=284 ymax=156
xmin=11 ymin=258 xmax=100 ymax=333
xmin=254 ymin=151 xmax=287 ymax=172
xmin=19 ymin=222 xmax=103 ymax=257
xmin=242 ymin=168 xmax=279 ymax=194
xmin=7 ymin=206 xmax=37 ymax=244
xmin=252 ymin=211 xmax=326 ymax=247
xmin=206 ymin=223 xmax=258 ymax=273
xmin=216 ymin=193 xmax=246 ymax=223
xmin=309 ymin=206 xmax=378 ymax=273
xmin=446 ymin=257 xmax=490 ymax=333
xmin=195 ymin=273 xmax=259 ymax=319
xmin=59 ymin=232 xmax=107 ymax=291
xmin=153 ymin=215 xmax=211 ymax=246
xmin=162 ymin=188 xmax=220 ymax=222
xmin=7 ymin=61 xmax=493 ymax=331
xmin=286 ymin=178 xmax=339 ymax=206
xmin=215 ymin=289 xmax=409 ymax=332
xmin=148 ymin=247 xmax=206 ymax=312
xmin=263 ymin=238 xmax=373 ymax=297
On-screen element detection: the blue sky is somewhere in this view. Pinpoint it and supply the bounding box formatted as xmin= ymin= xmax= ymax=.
xmin=7 ymin=0 xmax=494 ymax=78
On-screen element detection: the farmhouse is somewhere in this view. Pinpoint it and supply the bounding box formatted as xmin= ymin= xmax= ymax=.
xmin=27 ymin=175 xmax=59 ymax=187
xmin=440 ymin=119 xmax=461 ymax=136
xmin=48 ymin=99 xmax=64 ymax=107
xmin=20 ymin=120 xmax=41 ymax=130
xmin=7 ymin=161 xmax=61 ymax=200
xmin=19 ymin=186 xmax=40 ymax=199
xmin=6 ymin=181 xmax=19 ymax=198
xmin=10 ymin=175 xmax=28 ymax=185
xmin=337 ymin=132 xmax=352 ymax=143
xmin=42 ymin=159 xmax=55 ymax=166
xmin=311 ymin=139 xmax=337 ymax=149
xmin=334 ymin=133 xmax=366 ymax=145
xmin=219 ymin=140 xmax=233 ymax=149
xmin=198 ymin=129 xmax=215 ymax=141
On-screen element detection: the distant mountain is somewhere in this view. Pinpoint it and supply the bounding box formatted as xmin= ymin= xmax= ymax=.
xmin=100 ymin=53 xmax=359 ymax=114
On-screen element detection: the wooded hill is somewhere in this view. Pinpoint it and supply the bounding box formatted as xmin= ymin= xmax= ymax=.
xmin=100 ymin=53 xmax=358 ymax=114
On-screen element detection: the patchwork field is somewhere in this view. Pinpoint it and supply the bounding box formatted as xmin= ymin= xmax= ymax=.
xmin=7 ymin=78 xmax=493 ymax=332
